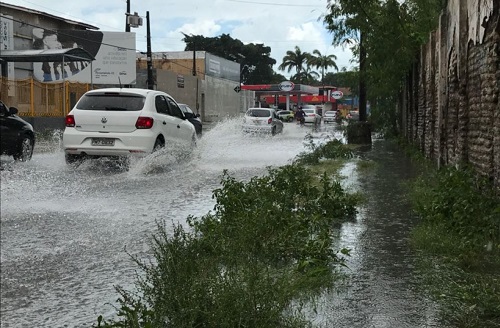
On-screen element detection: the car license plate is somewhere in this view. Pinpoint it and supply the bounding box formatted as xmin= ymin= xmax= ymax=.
xmin=91 ymin=138 xmax=115 ymax=146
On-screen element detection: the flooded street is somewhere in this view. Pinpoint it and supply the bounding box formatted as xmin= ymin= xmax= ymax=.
xmin=1 ymin=120 xmax=442 ymax=327
xmin=312 ymin=140 xmax=443 ymax=327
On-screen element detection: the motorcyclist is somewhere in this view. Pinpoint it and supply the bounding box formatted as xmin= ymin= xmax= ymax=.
xmin=295 ymin=106 xmax=306 ymax=126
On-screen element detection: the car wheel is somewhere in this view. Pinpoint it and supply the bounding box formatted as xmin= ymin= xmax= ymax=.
xmin=65 ymin=153 xmax=84 ymax=166
xmin=271 ymin=126 xmax=276 ymax=136
xmin=13 ymin=136 xmax=34 ymax=162
xmin=153 ymin=137 xmax=165 ymax=152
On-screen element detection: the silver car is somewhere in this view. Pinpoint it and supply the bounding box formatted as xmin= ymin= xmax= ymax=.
xmin=242 ymin=108 xmax=284 ymax=136
xmin=303 ymin=107 xmax=322 ymax=125
xmin=323 ymin=110 xmax=337 ymax=123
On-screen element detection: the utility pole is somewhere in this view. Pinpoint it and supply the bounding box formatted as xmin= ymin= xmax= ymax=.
xmin=146 ymin=11 xmax=154 ymax=90
xmin=192 ymin=41 xmax=196 ymax=76
xmin=125 ymin=0 xmax=130 ymax=32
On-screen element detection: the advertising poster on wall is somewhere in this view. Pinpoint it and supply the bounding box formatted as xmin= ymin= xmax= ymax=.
xmin=32 ymin=29 xmax=136 ymax=84
xmin=0 ymin=14 xmax=15 ymax=79
xmin=205 ymin=53 xmax=240 ymax=83
xmin=0 ymin=14 xmax=15 ymax=96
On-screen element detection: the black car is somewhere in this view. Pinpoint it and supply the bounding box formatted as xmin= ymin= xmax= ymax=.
xmin=179 ymin=103 xmax=202 ymax=137
xmin=0 ymin=100 xmax=35 ymax=161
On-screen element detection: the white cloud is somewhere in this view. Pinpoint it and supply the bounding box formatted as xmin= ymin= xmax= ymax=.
xmin=286 ymin=22 xmax=322 ymax=42
xmin=172 ymin=20 xmax=222 ymax=38
xmin=5 ymin=0 xmax=357 ymax=73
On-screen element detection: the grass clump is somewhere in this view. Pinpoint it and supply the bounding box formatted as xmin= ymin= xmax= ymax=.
xmin=294 ymin=134 xmax=354 ymax=166
xmin=409 ymin=164 xmax=500 ymax=328
xmin=95 ymin=139 xmax=359 ymax=327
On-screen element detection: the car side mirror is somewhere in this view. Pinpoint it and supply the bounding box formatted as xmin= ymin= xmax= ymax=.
xmin=9 ymin=107 xmax=18 ymax=115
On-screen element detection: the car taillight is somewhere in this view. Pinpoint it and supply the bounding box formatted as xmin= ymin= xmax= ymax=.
xmin=65 ymin=115 xmax=75 ymax=127
xmin=135 ymin=117 xmax=154 ymax=129
xmin=267 ymin=117 xmax=272 ymax=124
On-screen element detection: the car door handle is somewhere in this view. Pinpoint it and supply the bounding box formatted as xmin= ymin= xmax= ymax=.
xmin=163 ymin=121 xmax=166 ymax=125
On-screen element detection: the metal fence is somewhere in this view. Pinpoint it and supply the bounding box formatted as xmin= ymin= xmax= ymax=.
xmin=0 ymin=77 xmax=91 ymax=117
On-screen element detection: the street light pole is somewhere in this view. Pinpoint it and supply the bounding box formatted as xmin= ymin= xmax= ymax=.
xmin=146 ymin=11 xmax=154 ymax=90
xmin=125 ymin=0 xmax=130 ymax=32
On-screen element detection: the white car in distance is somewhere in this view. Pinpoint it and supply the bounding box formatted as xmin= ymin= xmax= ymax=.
xmin=323 ymin=110 xmax=337 ymax=123
xmin=63 ymin=88 xmax=197 ymax=165
xmin=302 ymin=107 xmax=322 ymax=125
xmin=242 ymin=108 xmax=284 ymax=136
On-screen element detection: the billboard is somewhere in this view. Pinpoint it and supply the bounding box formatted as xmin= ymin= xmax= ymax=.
xmin=0 ymin=14 xmax=15 ymax=79
xmin=32 ymin=29 xmax=136 ymax=84
xmin=205 ymin=53 xmax=240 ymax=83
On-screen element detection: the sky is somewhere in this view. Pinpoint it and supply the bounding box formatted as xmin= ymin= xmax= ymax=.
xmin=3 ymin=0 xmax=357 ymax=78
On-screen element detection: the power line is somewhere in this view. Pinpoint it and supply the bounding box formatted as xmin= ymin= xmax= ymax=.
xmin=223 ymin=0 xmax=321 ymax=8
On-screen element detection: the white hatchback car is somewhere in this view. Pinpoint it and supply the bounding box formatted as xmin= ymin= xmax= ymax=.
xmin=242 ymin=108 xmax=283 ymax=135
xmin=63 ymin=88 xmax=197 ymax=164
xmin=303 ymin=107 xmax=322 ymax=125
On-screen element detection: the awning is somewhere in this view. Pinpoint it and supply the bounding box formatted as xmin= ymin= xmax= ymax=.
xmin=0 ymin=48 xmax=95 ymax=63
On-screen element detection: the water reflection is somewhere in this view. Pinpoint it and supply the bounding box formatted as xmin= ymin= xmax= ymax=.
xmin=307 ymin=140 xmax=443 ymax=328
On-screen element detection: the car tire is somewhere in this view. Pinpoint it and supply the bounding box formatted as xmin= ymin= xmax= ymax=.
xmin=65 ymin=153 xmax=84 ymax=166
xmin=271 ymin=126 xmax=276 ymax=136
xmin=153 ymin=137 xmax=165 ymax=152
xmin=13 ymin=136 xmax=34 ymax=162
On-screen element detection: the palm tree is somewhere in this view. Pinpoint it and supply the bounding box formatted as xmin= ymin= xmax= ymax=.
xmin=307 ymin=49 xmax=339 ymax=85
xmin=278 ymin=46 xmax=310 ymax=78
xmin=292 ymin=68 xmax=320 ymax=85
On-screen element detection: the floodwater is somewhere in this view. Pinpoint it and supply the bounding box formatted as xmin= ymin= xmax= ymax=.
xmin=0 ymin=119 xmax=442 ymax=327
xmin=310 ymin=140 xmax=444 ymax=327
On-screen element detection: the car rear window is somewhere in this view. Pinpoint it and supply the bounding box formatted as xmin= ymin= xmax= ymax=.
xmin=303 ymin=109 xmax=315 ymax=114
xmin=76 ymin=94 xmax=146 ymax=111
xmin=246 ymin=109 xmax=270 ymax=117
xmin=325 ymin=111 xmax=335 ymax=115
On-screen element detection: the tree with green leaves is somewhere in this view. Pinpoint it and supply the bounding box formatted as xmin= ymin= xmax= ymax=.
xmin=292 ymin=67 xmax=320 ymax=85
xmin=322 ymin=0 xmax=445 ymax=128
xmin=324 ymin=68 xmax=359 ymax=96
xmin=278 ymin=46 xmax=311 ymax=81
xmin=182 ymin=33 xmax=277 ymax=84
xmin=307 ymin=49 xmax=339 ymax=88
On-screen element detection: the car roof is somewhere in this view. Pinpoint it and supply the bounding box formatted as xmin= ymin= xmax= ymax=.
xmin=247 ymin=107 xmax=271 ymax=111
xmin=84 ymin=88 xmax=171 ymax=97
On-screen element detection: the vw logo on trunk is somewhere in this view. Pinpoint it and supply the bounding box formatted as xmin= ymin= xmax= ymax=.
xmin=101 ymin=117 xmax=108 ymax=124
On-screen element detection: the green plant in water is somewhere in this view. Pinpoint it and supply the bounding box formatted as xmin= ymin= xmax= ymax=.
xmin=95 ymin=162 xmax=359 ymax=327
xmin=295 ymin=135 xmax=354 ymax=166
xmin=410 ymin=163 xmax=500 ymax=328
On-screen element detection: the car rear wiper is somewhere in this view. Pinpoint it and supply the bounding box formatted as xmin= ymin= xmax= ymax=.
xmin=104 ymin=106 xmax=128 ymax=111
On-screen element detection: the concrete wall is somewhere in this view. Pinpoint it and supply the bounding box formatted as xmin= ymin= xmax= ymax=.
xmin=201 ymin=75 xmax=253 ymax=122
xmin=401 ymin=0 xmax=499 ymax=187
xmin=136 ymin=69 xmax=255 ymax=123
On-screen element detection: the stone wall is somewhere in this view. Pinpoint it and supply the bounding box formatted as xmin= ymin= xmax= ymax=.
xmin=401 ymin=0 xmax=499 ymax=187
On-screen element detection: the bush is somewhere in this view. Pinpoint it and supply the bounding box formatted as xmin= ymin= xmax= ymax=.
xmin=410 ymin=164 xmax=500 ymax=327
xmin=96 ymin=158 xmax=359 ymax=327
